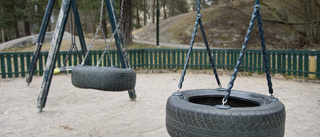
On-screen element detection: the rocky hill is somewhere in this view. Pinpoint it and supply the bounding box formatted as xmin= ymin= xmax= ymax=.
xmin=133 ymin=1 xmax=318 ymax=50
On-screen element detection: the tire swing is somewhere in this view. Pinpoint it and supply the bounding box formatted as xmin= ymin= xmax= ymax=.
xmin=166 ymin=1 xmax=286 ymax=137
xmin=71 ymin=0 xmax=136 ymax=92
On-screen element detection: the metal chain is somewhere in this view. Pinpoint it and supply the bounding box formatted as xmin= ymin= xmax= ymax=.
xmin=178 ymin=17 xmax=199 ymax=91
xmin=117 ymin=0 xmax=131 ymax=68
xmin=119 ymin=0 xmax=131 ymax=68
xmin=177 ymin=1 xmax=202 ymax=91
xmin=256 ymin=4 xmax=274 ymax=95
xmin=97 ymin=22 xmax=121 ymax=66
xmin=178 ymin=0 xmax=222 ymax=91
xmin=97 ymin=0 xmax=131 ymax=68
xmin=222 ymin=3 xmax=262 ymax=103
xmin=199 ymin=19 xmax=222 ymax=88
xmin=81 ymin=0 xmax=105 ymax=65
xmin=97 ymin=23 xmax=113 ymax=66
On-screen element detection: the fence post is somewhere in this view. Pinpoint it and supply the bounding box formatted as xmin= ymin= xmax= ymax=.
xmin=271 ymin=51 xmax=276 ymax=74
xmin=166 ymin=50 xmax=170 ymax=69
xmin=145 ymin=49 xmax=149 ymax=69
xmin=277 ymin=51 xmax=282 ymax=74
xmin=304 ymin=52 xmax=309 ymax=77
xmin=292 ymin=51 xmax=297 ymax=76
xmin=309 ymin=51 xmax=316 ymax=78
xmin=317 ymin=52 xmax=320 ymax=78
xmin=195 ymin=50 xmax=198 ymax=69
xmin=6 ymin=54 xmax=12 ymax=78
xmin=282 ymin=51 xmax=286 ymax=74
xmin=287 ymin=52 xmax=291 ymax=75
xmin=20 ymin=53 xmax=25 ymax=77
xmin=298 ymin=52 xmax=303 ymax=76
xmin=0 ymin=53 xmax=6 ymax=78
xmin=141 ymin=49 xmax=144 ymax=68
xmin=13 ymin=54 xmax=19 ymax=77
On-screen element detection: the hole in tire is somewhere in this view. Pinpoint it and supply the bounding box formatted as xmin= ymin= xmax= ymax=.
xmin=189 ymin=96 xmax=260 ymax=107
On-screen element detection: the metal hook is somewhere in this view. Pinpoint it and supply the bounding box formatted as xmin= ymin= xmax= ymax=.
xmin=172 ymin=88 xmax=182 ymax=96
xmin=214 ymin=98 xmax=231 ymax=109
xmin=222 ymin=98 xmax=228 ymax=105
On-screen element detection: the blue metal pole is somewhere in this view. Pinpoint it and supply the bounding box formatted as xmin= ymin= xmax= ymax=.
xmin=105 ymin=0 xmax=136 ymax=100
xmin=105 ymin=0 xmax=127 ymax=68
xmin=72 ymin=0 xmax=90 ymax=65
xmin=26 ymin=0 xmax=56 ymax=85
xmin=37 ymin=0 xmax=73 ymax=112
xmin=156 ymin=0 xmax=159 ymax=46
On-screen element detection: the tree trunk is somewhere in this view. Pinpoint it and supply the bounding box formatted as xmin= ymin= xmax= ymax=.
xmin=136 ymin=7 xmax=141 ymax=28
xmin=315 ymin=0 xmax=319 ymax=44
xmin=152 ymin=0 xmax=155 ymax=23
xmin=48 ymin=19 xmax=52 ymax=32
xmin=102 ymin=17 xmax=107 ymax=38
xmin=24 ymin=22 xmax=31 ymax=36
xmin=5 ymin=29 xmax=9 ymax=41
xmin=143 ymin=0 xmax=147 ymax=26
xmin=14 ymin=22 xmax=20 ymax=39
xmin=121 ymin=0 xmax=132 ymax=44
xmin=102 ymin=8 xmax=107 ymax=38
xmin=1 ymin=28 xmax=4 ymax=43
xmin=163 ymin=3 xmax=167 ymax=19
xmin=21 ymin=0 xmax=30 ymax=36
xmin=169 ymin=1 xmax=174 ymax=17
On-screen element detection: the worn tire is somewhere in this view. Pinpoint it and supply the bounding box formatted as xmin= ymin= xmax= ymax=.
xmin=166 ymin=89 xmax=286 ymax=137
xmin=71 ymin=65 xmax=136 ymax=91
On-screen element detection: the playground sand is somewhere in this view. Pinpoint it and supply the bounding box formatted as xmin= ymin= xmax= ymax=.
xmin=0 ymin=72 xmax=319 ymax=137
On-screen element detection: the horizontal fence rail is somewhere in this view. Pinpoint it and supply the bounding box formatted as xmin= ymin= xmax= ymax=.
xmin=1 ymin=49 xmax=319 ymax=78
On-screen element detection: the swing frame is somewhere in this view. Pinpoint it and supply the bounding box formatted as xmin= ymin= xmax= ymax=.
xmin=26 ymin=0 xmax=135 ymax=112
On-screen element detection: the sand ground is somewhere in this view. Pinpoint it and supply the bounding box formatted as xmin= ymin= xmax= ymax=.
xmin=0 ymin=72 xmax=319 ymax=137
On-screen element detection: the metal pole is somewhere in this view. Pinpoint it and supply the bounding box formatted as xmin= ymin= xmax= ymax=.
xmin=72 ymin=0 xmax=90 ymax=65
xmin=26 ymin=0 xmax=56 ymax=85
xmin=156 ymin=0 xmax=159 ymax=46
xmin=105 ymin=0 xmax=136 ymax=100
xmin=37 ymin=0 xmax=72 ymax=112
xmin=105 ymin=0 xmax=127 ymax=68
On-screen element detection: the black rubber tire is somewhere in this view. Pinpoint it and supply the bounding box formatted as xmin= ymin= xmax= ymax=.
xmin=166 ymin=89 xmax=286 ymax=137
xmin=71 ymin=65 xmax=136 ymax=91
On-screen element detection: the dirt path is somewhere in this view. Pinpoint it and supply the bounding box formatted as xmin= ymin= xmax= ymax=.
xmin=133 ymin=39 xmax=206 ymax=49
xmin=0 ymin=72 xmax=319 ymax=137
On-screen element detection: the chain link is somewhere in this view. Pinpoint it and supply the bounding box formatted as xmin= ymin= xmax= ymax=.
xmin=81 ymin=0 xmax=129 ymax=68
xmin=97 ymin=0 xmax=132 ymax=68
xmin=178 ymin=16 xmax=199 ymax=90
xmin=97 ymin=23 xmax=113 ymax=66
xmin=178 ymin=0 xmax=221 ymax=90
xmin=256 ymin=5 xmax=274 ymax=95
xmin=118 ymin=0 xmax=131 ymax=68
xmin=196 ymin=0 xmax=200 ymax=13
xmin=81 ymin=0 xmax=105 ymax=65
xmin=222 ymin=1 xmax=274 ymax=103
xmin=198 ymin=19 xmax=222 ymax=87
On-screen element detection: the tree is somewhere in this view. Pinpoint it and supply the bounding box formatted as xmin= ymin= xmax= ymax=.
xmin=152 ymin=0 xmax=156 ymax=23
xmin=168 ymin=0 xmax=188 ymax=17
xmin=120 ymin=0 xmax=132 ymax=44
xmin=161 ymin=0 xmax=167 ymax=19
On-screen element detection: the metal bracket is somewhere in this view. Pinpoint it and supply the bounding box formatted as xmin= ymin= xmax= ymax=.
xmin=214 ymin=104 xmax=231 ymax=109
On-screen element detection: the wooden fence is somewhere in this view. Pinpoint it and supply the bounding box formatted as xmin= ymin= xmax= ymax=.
xmin=1 ymin=49 xmax=319 ymax=78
